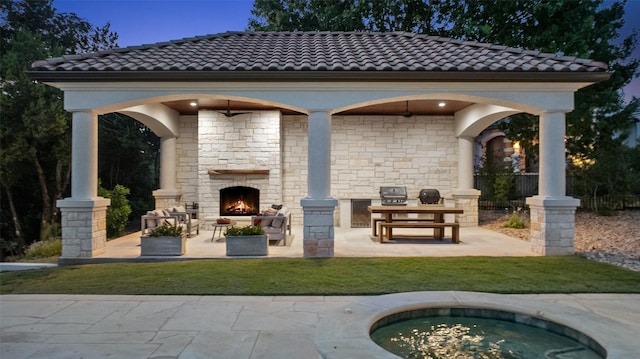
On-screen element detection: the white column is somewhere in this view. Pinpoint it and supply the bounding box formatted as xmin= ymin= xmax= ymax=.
xmin=538 ymin=111 xmax=566 ymax=198
xmin=457 ymin=136 xmax=475 ymax=189
xmin=301 ymin=110 xmax=337 ymax=258
xmin=526 ymin=111 xmax=580 ymax=255
xmin=159 ymin=136 xmax=177 ymax=191
xmin=452 ymin=136 xmax=481 ymax=226
xmin=57 ymin=110 xmax=110 ymax=260
xmin=71 ymin=110 xmax=99 ymax=199
xmin=153 ymin=136 xmax=181 ymax=208
xmin=307 ymin=111 xmax=331 ymax=198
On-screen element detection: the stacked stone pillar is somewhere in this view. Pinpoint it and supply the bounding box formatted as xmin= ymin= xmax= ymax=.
xmin=526 ymin=111 xmax=579 ymax=255
xmin=301 ymin=111 xmax=337 ymax=257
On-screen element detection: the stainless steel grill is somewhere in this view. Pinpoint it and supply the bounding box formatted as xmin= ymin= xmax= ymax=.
xmin=379 ymin=186 xmax=408 ymax=205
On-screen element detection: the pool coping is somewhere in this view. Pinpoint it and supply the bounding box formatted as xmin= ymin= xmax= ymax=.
xmin=315 ymin=291 xmax=638 ymax=358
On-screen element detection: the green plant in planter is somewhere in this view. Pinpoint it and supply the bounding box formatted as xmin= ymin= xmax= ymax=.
xmin=148 ymin=224 xmax=184 ymax=237
xmin=225 ymin=225 xmax=265 ymax=236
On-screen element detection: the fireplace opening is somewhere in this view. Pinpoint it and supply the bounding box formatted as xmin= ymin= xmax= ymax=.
xmin=220 ymin=186 xmax=259 ymax=216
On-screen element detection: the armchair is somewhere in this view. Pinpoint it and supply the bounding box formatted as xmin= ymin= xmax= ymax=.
xmin=141 ymin=206 xmax=199 ymax=238
xmin=251 ymin=206 xmax=291 ymax=245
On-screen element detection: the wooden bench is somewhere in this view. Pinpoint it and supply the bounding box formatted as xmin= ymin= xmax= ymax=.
xmin=371 ymin=217 xmax=435 ymax=237
xmin=378 ymin=222 xmax=460 ymax=244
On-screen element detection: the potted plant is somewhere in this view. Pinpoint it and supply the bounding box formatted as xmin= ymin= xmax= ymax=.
xmin=141 ymin=224 xmax=186 ymax=256
xmin=224 ymin=224 xmax=268 ymax=256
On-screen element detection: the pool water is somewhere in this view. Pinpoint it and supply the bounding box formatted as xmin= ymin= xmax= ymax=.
xmin=371 ymin=315 xmax=603 ymax=359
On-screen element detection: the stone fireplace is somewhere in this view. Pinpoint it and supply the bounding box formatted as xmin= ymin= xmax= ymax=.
xmin=220 ymin=186 xmax=260 ymax=216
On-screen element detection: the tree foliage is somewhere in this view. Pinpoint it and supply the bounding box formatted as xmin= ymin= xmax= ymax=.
xmin=249 ymin=0 xmax=449 ymax=34
xmin=0 ymin=0 xmax=117 ymax=257
xmin=250 ymin=0 xmax=639 ymax=203
xmin=98 ymin=113 xmax=160 ymax=218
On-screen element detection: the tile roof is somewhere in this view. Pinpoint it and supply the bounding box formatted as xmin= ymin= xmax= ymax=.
xmin=29 ymin=31 xmax=609 ymax=82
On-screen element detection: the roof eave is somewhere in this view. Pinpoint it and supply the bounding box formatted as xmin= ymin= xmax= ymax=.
xmin=26 ymin=70 xmax=612 ymax=83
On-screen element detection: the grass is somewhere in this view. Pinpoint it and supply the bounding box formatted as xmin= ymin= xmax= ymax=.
xmin=1 ymin=256 xmax=639 ymax=295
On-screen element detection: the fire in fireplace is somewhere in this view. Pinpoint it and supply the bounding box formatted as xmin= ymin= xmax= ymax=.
xmin=220 ymin=186 xmax=259 ymax=216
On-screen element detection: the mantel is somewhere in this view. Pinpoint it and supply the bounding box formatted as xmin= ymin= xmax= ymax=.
xmin=207 ymin=169 xmax=270 ymax=176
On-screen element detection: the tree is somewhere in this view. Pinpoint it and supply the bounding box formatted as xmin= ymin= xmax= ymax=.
xmin=249 ymin=0 xmax=365 ymax=31
xmin=438 ymin=0 xmax=639 ymax=170
xmin=0 ymin=0 xmax=118 ymax=256
xmin=98 ymin=113 xmax=160 ymax=218
xmin=249 ymin=0 xmax=639 ymax=203
xmin=249 ymin=0 xmax=449 ymax=34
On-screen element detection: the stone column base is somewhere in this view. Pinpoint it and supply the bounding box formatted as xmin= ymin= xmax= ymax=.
xmin=526 ymin=196 xmax=580 ymax=255
xmin=451 ymin=189 xmax=481 ymax=227
xmin=57 ymin=198 xmax=111 ymax=260
xmin=300 ymin=198 xmax=338 ymax=258
xmin=152 ymin=189 xmax=182 ymax=209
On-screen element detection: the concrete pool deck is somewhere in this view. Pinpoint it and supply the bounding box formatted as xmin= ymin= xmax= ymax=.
xmin=1 ymin=293 xmax=639 ymax=358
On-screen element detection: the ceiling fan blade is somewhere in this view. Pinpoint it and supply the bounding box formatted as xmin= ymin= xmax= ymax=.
xmin=219 ymin=100 xmax=252 ymax=117
xmin=222 ymin=111 xmax=252 ymax=118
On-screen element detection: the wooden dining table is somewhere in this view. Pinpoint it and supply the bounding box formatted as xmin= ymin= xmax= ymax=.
xmin=367 ymin=205 xmax=464 ymax=241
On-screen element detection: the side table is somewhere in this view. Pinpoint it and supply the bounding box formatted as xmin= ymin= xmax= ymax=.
xmin=209 ymin=221 xmax=236 ymax=242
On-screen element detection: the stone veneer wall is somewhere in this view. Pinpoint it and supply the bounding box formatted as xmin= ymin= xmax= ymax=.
xmin=175 ymin=115 xmax=198 ymax=205
xmin=195 ymin=110 xmax=283 ymax=218
xmin=176 ymin=112 xmax=459 ymax=225
xmin=282 ymin=115 xmax=459 ymax=226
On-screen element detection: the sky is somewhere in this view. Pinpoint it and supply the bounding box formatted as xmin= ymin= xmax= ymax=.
xmin=53 ymin=0 xmax=639 ymax=101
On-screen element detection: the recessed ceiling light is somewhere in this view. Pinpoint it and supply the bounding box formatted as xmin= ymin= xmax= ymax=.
xmin=438 ymin=102 xmax=446 ymax=107
xmin=190 ymin=101 xmax=198 ymax=107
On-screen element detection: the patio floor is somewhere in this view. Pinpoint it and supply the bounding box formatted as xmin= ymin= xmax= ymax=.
xmin=96 ymin=225 xmax=536 ymax=260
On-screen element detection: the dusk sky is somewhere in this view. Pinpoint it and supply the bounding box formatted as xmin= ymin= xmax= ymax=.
xmin=53 ymin=0 xmax=639 ymax=100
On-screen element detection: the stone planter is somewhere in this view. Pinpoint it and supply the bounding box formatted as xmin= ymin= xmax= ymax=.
xmin=225 ymin=235 xmax=268 ymax=256
xmin=141 ymin=235 xmax=186 ymax=256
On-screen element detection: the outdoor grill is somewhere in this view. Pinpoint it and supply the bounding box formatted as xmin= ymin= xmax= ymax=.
xmin=419 ymin=189 xmax=441 ymax=204
xmin=379 ymin=186 xmax=408 ymax=205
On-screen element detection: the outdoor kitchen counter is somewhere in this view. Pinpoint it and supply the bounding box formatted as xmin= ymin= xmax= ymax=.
xmin=368 ymin=205 xmax=464 ymax=242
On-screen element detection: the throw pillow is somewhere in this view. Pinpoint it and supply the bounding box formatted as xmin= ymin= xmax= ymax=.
xmin=145 ymin=211 xmax=157 ymax=229
xmin=271 ymin=217 xmax=284 ymax=228
xmin=264 ymin=208 xmax=278 ymax=216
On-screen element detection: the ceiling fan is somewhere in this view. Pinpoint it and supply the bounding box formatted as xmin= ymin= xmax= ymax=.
xmin=219 ymin=100 xmax=252 ymax=118
xmin=395 ymin=101 xmax=413 ymax=118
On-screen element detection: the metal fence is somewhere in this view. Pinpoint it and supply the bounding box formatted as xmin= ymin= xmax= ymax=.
xmin=474 ymin=173 xmax=640 ymax=210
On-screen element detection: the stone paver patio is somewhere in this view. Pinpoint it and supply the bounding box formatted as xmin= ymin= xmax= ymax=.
xmin=1 ymin=293 xmax=639 ymax=358
xmin=90 ymin=225 xmax=536 ymax=261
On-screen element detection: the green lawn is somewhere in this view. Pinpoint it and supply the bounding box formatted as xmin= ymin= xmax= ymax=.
xmin=1 ymin=256 xmax=639 ymax=295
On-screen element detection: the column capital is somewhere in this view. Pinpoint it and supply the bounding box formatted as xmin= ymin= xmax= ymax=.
xmin=300 ymin=197 xmax=338 ymax=208
xmin=538 ymin=109 xmax=570 ymax=115
xmin=57 ymin=197 xmax=111 ymax=208
xmin=452 ymin=188 xmax=481 ymax=197
xmin=526 ymin=195 xmax=580 ymax=208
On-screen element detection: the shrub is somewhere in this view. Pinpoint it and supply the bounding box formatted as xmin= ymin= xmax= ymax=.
xmin=98 ymin=182 xmax=132 ymax=238
xmin=505 ymin=207 xmax=527 ymax=229
xmin=24 ymin=239 xmax=62 ymax=259
xmin=147 ymin=224 xmax=184 ymax=237
xmin=225 ymin=225 xmax=265 ymax=236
